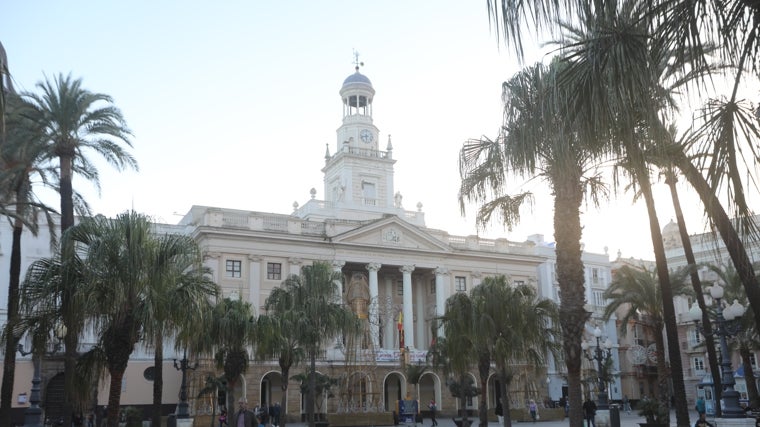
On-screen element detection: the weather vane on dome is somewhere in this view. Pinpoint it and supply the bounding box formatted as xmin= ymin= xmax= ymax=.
xmin=352 ymin=49 xmax=364 ymax=70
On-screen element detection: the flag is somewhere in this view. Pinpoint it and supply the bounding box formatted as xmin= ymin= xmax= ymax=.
xmin=398 ymin=312 xmax=405 ymax=349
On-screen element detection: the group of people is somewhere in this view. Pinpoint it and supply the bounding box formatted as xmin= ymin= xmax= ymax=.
xmin=221 ymin=398 xmax=281 ymax=427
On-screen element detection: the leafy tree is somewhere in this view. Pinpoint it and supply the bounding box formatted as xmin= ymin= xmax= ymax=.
xmin=603 ymin=265 xmax=690 ymax=413
xmin=141 ymin=234 xmax=218 ymax=427
xmin=268 ymin=261 xmax=357 ymax=427
xmin=459 ymin=59 xmax=604 ymax=427
xmin=429 ymin=292 xmax=480 ymax=427
xmin=202 ymin=297 xmax=256 ymax=411
xmin=0 ymin=93 xmax=58 ymax=426
xmin=255 ymin=303 xmax=306 ymax=427
xmin=22 ymin=73 xmax=136 ymax=427
xmin=291 ymin=371 xmax=338 ymax=417
xmin=197 ymin=374 xmax=228 ymax=427
xmin=472 ymin=277 xmax=560 ymax=427
xmin=22 ymin=211 xmax=214 ymax=427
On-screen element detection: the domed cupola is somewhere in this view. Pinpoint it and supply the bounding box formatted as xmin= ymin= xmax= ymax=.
xmin=662 ymin=219 xmax=683 ymax=250
xmin=340 ymin=66 xmax=375 ymax=119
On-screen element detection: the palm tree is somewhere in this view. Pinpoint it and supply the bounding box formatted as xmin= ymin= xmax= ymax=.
xmin=472 ymin=276 xmax=560 ymax=427
xmin=22 ymin=73 xmax=137 ymax=426
xmin=0 ymin=93 xmax=59 ymax=426
xmin=662 ymin=165 xmax=723 ymax=413
xmin=268 ymin=261 xmax=357 ymax=427
xmin=459 ymin=59 xmax=606 ymax=427
xmin=141 ymin=233 xmax=218 ymax=427
xmin=197 ymin=374 xmax=229 ymax=427
xmin=429 ymin=292 xmax=480 ymax=427
xmin=603 ymin=266 xmax=690 ymax=408
xmin=255 ymin=303 xmax=307 ymax=427
xmin=203 ymin=297 xmax=256 ymax=411
xmin=23 ymin=211 xmax=216 ymax=427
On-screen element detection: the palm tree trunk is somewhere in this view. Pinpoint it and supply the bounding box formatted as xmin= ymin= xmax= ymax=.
xmin=637 ymin=170 xmax=689 ymax=427
xmin=0 ymin=219 xmax=23 ymax=427
xmin=459 ymin=373 xmax=470 ymax=427
xmin=106 ymin=369 xmax=126 ymax=427
xmin=651 ymin=321 xmax=670 ymax=406
xmin=500 ymin=372 xmax=513 ymax=427
xmin=677 ymin=159 xmax=760 ymax=337
xmin=152 ymin=337 xmax=164 ymax=427
xmin=280 ymin=364 xmax=290 ymax=427
xmin=665 ymin=172 xmax=723 ymax=415
xmin=478 ymin=354 xmax=490 ymax=427
xmin=308 ymin=351 xmax=316 ymax=427
xmin=553 ymin=172 xmax=587 ymax=427
xmin=60 ymin=153 xmax=77 ymax=427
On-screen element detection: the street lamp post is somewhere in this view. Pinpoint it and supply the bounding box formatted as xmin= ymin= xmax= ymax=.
xmin=688 ymin=282 xmax=746 ymax=418
xmin=582 ymin=326 xmax=613 ymax=410
xmin=173 ymin=350 xmax=198 ymax=419
xmin=17 ymin=324 xmax=67 ymax=427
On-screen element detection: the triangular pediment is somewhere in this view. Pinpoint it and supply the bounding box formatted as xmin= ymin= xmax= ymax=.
xmin=331 ymin=216 xmax=451 ymax=252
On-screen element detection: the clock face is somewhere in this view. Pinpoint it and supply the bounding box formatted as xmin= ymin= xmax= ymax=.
xmin=360 ymin=129 xmax=374 ymax=143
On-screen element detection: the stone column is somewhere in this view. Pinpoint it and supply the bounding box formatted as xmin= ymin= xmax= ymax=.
xmin=383 ymin=277 xmax=394 ymax=349
xmin=400 ymin=265 xmax=415 ymax=349
xmin=332 ymin=260 xmax=346 ymax=304
xmin=366 ymin=263 xmax=382 ymax=349
xmin=248 ymin=255 xmax=262 ymax=312
xmin=434 ymin=267 xmax=449 ymax=337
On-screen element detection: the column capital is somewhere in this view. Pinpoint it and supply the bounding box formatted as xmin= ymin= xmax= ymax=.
xmin=400 ymin=265 xmax=415 ymax=274
xmin=366 ymin=262 xmax=382 ymax=272
xmin=471 ymin=271 xmax=483 ymax=278
xmin=332 ymin=260 xmax=346 ymax=270
xmin=288 ymin=257 xmax=303 ymax=265
xmin=247 ymin=254 xmax=262 ymax=262
xmin=434 ymin=267 xmax=449 ymax=276
xmin=203 ymin=251 xmax=221 ymax=261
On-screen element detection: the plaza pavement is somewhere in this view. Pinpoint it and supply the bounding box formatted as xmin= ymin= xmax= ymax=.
xmin=279 ymin=409 xmax=723 ymax=427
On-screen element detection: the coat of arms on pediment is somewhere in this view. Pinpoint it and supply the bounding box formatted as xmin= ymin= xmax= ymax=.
xmin=382 ymin=228 xmax=401 ymax=244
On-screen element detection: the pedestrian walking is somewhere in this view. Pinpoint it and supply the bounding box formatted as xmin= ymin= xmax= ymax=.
xmin=428 ymin=399 xmax=438 ymax=426
xmin=583 ymin=398 xmax=597 ymax=427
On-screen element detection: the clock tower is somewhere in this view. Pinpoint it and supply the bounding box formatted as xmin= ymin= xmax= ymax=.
xmin=322 ymin=63 xmax=397 ymax=215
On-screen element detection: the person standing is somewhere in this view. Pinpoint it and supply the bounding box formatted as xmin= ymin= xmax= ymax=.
xmin=696 ymin=396 xmax=706 ymax=416
xmin=583 ymin=398 xmax=597 ymax=427
xmin=235 ymin=398 xmax=256 ymax=427
xmin=495 ymin=400 xmax=504 ymax=424
xmin=529 ymin=399 xmax=538 ymax=423
xmin=428 ymin=399 xmax=438 ymax=426
xmin=219 ymin=409 xmax=228 ymax=427
xmin=623 ymin=396 xmax=631 ymax=414
xmin=271 ymin=402 xmax=281 ymax=427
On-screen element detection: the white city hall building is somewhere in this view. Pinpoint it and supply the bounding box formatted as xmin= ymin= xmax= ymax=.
xmin=0 ymin=65 xmax=616 ymax=424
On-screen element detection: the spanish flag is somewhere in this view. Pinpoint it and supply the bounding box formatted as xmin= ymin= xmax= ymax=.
xmin=397 ymin=312 xmax=405 ymax=349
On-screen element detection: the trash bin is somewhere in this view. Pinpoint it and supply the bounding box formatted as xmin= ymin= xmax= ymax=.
xmin=166 ymin=414 xmax=176 ymax=427
xmin=610 ymin=404 xmax=620 ymax=427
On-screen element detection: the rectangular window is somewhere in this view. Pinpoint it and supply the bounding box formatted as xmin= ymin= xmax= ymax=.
xmin=430 ymin=279 xmax=436 ymax=294
xmin=593 ymin=290 xmax=606 ymax=307
xmin=751 ymin=353 xmax=757 ymax=369
xmin=514 ymin=280 xmax=525 ymax=286
xmin=362 ymin=181 xmax=376 ymax=205
xmin=693 ymin=357 xmax=705 ymax=372
xmin=397 ymin=280 xmax=404 ymax=296
xmin=592 ymin=268 xmax=600 ymax=284
xmin=267 ymin=262 xmax=282 ymax=280
xmin=689 ymin=328 xmax=702 ymax=347
xmin=226 ymin=260 xmax=242 ymax=278
xmin=455 ymin=276 xmax=467 ymax=293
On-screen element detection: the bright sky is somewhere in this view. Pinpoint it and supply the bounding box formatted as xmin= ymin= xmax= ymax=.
xmin=2 ymin=1 xmax=720 ymax=261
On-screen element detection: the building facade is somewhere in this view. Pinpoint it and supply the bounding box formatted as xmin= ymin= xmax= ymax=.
xmin=0 ymin=65 xmax=620 ymax=423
